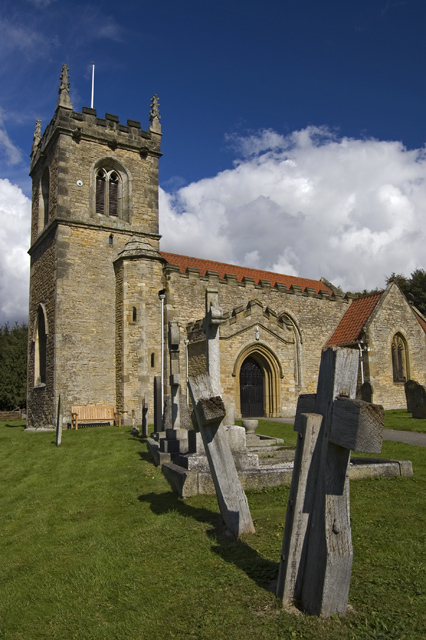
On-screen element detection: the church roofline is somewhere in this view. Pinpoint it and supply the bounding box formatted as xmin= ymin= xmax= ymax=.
xmin=160 ymin=251 xmax=335 ymax=296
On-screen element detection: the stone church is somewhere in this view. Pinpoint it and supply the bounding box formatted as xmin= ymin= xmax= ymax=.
xmin=27 ymin=66 xmax=426 ymax=429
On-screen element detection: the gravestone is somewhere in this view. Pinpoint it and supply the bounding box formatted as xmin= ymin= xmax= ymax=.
xmin=412 ymin=383 xmax=426 ymax=419
xmin=405 ymin=379 xmax=426 ymax=418
xmin=141 ymin=392 xmax=149 ymax=437
xmin=359 ymin=380 xmax=372 ymax=403
xmin=404 ymin=379 xmax=418 ymax=413
xmin=277 ymin=347 xmax=384 ymax=617
xmin=188 ymin=372 xmax=255 ymax=537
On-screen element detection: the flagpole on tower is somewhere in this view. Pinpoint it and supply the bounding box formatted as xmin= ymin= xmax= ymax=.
xmin=91 ymin=62 xmax=95 ymax=109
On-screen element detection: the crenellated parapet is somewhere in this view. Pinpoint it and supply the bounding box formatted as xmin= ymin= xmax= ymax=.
xmin=163 ymin=261 xmax=350 ymax=304
xmin=30 ymin=105 xmax=162 ymax=174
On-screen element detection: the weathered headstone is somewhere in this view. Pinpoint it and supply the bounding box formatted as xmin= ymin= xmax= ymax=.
xmin=188 ymin=373 xmax=255 ymax=537
xmin=359 ymin=380 xmax=372 ymax=403
xmin=404 ymin=379 xmax=418 ymax=414
xmin=277 ymin=347 xmax=384 ymax=617
xmin=412 ymin=383 xmax=426 ymax=419
xmin=405 ymin=379 xmax=426 ymax=418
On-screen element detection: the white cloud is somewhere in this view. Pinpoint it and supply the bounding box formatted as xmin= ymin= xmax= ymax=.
xmin=2 ymin=125 xmax=425 ymax=324
xmin=0 ymin=179 xmax=30 ymax=325
xmin=0 ymin=111 xmax=22 ymax=165
xmin=0 ymin=19 xmax=53 ymax=58
xmin=160 ymin=127 xmax=426 ymax=292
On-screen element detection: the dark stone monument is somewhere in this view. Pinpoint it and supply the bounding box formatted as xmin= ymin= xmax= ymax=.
xmin=153 ymin=376 xmax=162 ymax=432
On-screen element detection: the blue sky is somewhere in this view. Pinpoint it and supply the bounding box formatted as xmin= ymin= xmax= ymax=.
xmin=0 ymin=0 xmax=425 ymax=323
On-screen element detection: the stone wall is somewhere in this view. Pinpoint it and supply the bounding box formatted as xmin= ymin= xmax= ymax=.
xmin=367 ymin=283 xmax=426 ymax=409
xmin=27 ymin=228 xmax=57 ymax=428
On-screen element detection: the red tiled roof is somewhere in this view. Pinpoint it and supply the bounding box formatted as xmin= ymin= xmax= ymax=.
xmin=326 ymin=292 xmax=383 ymax=347
xmin=160 ymin=252 xmax=332 ymax=295
xmin=413 ymin=307 xmax=426 ymax=334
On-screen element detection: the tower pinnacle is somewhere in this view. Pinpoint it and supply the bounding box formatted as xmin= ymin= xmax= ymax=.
xmin=149 ymin=94 xmax=161 ymax=134
xmin=31 ymin=119 xmax=42 ymax=157
xmin=57 ymin=64 xmax=73 ymax=110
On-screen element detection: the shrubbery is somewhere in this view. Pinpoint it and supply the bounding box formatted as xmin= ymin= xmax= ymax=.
xmin=0 ymin=323 xmax=28 ymax=410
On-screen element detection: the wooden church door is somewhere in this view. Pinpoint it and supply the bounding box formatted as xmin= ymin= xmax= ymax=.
xmin=240 ymin=357 xmax=264 ymax=417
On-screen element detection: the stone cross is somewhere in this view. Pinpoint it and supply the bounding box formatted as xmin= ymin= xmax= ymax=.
xmin=188 ymin=373 xmax=255 ymax=537
xmin=276 ymin=347 xmax=384 ymax=617
xmin=204 ymin=288 xmax=224 ymax=396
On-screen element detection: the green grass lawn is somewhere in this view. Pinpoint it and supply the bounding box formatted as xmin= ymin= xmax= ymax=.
xmin=384 ymin=409 xmax=426 ymax=433
xmin=1 ymin=419 xmax=425 ymax=639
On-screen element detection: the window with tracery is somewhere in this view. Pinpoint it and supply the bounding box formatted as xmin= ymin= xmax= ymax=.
xmin=391 ymin=333 xmax=409 ymax=382
xmin=96 ymin=168 xmax=121 ymax=217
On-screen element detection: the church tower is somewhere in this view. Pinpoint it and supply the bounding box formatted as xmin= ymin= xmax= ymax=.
xmin=27 ymin=65 xmax=164 ymax=428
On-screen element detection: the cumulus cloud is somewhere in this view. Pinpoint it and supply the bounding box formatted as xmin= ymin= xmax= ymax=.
xmin=1 ymin=125 xmax=425 ymax=323
xmin=160 ymin=127 xmax=426 ymax=292
xmin=0 ymin=179 xmax=30 ymax=325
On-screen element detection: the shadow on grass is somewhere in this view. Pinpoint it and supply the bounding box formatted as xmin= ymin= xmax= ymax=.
xmin=4 ymin=421 xmax=26 ymax=428
xmin=139 ymin=490 xmax=279 ymax=591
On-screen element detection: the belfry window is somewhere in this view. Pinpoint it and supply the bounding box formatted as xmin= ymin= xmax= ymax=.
xmin=96 ymin=168 xmax=121 ymax=217
xmin=391 ymin=333 xmax=409 ymax=383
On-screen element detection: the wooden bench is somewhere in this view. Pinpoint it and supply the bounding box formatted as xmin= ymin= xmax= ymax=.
xmin=71 ymin=406 xmax=121 ymax=430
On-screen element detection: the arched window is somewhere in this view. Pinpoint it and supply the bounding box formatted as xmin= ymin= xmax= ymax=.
xmin=95 ymin=167 xmax=124 ymax=218
xmin=34 ymin=305 xmax=48 ymax=386
xmin=392 ymin=333 xmax=409 ymax=383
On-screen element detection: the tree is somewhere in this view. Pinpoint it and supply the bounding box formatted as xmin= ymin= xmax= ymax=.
xmin=387 ymin=269 xmax=426 ymax=316
xmin=0 ymin=323 xmax=28 ymax=410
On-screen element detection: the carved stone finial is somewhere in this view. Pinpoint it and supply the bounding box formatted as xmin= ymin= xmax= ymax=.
xmin=149 ymin=94 xmax=161 ymax=133
xmin=31 ymin=119 xmax=42 ymax=156
xmin=57 ymin=64 xmax=73 ymax=110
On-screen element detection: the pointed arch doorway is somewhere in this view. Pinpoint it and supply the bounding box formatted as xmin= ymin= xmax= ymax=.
xmin=234 ymin=344 xmax=282 ymax=418
xmin=240 ymin=357 xmax=264 ymax=417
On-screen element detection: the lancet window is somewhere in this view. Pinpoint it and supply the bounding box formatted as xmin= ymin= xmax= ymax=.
xmin=391 ymin=333 xmax=409 ymax=383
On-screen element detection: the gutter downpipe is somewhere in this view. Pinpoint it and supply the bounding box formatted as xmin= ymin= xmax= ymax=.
xmin=358 ymin=343 xmax=364 ymax=385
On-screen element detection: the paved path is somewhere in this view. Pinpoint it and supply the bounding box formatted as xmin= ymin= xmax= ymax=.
xmin=257 ymin=417 xmax=426 ymax=447
xmin=383 ymin=429 xmax=426 ymax=447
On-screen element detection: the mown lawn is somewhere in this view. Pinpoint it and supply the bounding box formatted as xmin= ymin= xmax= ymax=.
xmin=384 ymin=409 xmax=426 ymax=433
xmin=1 ymin=419 xmax=425 ymax=639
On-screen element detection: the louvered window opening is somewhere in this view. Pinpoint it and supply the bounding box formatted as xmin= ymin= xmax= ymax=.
xmin=96 ymin=169 xmax=120 ymax=217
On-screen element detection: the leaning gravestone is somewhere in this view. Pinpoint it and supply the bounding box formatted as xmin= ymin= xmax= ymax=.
xmin=188 ymin=373 xmax=255 ymax=537
xmin=277 ymin=346 xmax=384 ymax=617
